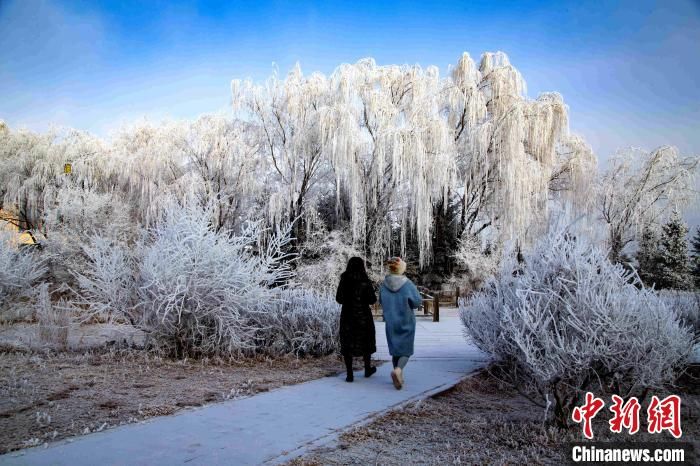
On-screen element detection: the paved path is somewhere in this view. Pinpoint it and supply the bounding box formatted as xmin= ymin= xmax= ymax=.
xmin=1 ymin=309 xmax=488 ymax=466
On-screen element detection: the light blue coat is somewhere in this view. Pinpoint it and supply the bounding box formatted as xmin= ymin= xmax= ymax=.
xmin=379 ymin=274 xmax=422 ymax=357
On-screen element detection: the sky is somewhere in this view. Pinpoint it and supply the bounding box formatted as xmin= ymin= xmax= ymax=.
xmin=1 ymin=0 xmax=699 ymax=165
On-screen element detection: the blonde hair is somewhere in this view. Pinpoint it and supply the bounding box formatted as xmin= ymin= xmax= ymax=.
xmin=387 ymin=257 xmax=407 ymax=275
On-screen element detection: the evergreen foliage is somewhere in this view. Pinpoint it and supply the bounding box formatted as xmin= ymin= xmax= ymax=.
xmin=656 ymin=211 xmax=692 ymax=290
xmin=691 ymin=226 xmax=700 ymax=289
xmin=635 ymin=213 xmax=693 ymax=290
xmin=636 ymin=225 xmax=662 ymax=287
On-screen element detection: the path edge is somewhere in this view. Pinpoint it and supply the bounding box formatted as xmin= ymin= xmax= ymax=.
xmin=266 ymin=366 xmax=487 ymax=465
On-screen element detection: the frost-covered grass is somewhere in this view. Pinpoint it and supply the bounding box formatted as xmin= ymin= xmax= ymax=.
xmin=292 ymin=367 xmax=700 ymax=466
xmin=0 ymin=350 xmax=347 ymax=454
xmin=459 ymin=230 xmax=695 ymax=427
xmin=34 ymin=283 xmax=70 ymax=349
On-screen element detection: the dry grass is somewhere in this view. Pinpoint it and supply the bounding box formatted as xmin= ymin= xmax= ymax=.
xmin=290 ymin=366 xmax=700 ymax=465
xmin=0 ymin=349 xmax=356 ymax=453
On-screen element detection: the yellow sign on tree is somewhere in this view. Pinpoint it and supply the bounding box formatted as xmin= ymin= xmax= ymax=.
xmin=64 ymin=163 xmax=72 ymax=174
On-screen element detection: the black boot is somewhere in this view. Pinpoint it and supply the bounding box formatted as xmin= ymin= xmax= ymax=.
xmin=344 ymin=354 xmax=354 ymax=382
xmin=363 ymin=354 xmax=376 ymax=378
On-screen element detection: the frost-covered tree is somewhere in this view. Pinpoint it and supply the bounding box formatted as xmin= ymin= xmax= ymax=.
xmin=73 ymin=235 xmax=137 ymax=324
xmin=656 ymin=211 xmax=692 ymax=290
xmin=636 ymin=225 xmax=662 ymax=287
xmin=425 ymin=197 xmax=462 ymax=281
xmin=108 ymin=120 xmax=189 ymax=225
xmin=232 ymin=52 xmax=596 ymax=268
xmin=323 ymin=58 xmax=456 ymax=265
xmin=0 ymin=124 xmax=118 ymax=238
xmin=448 ymin=53 xmax=595 ymax=243
xmin=691 ymin=226 xmax=700 ymax=289
xmin=252 ymin=288 xmax=340 ymax=356
xmin=294 ymin=226 xmax=366 ymax=295
xmin=451 ymin=231 xmax=500 ymax=292
xmin=232 ymin=66 xmax=332 ymax=236
xmin=181 ymin=116 xmax=263 ymax=232
xmin=599 ymin=146 xmax=698 ymax=263
xmin=659 ymin=290 xmax=700 ymax=338
xmin=0 ymin=126 xmax=56 ymax=231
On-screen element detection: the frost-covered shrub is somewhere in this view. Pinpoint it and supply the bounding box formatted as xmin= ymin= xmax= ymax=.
xmin=44 ymin=187 xmax=135 ymax=241
xmin=0 ymin=227 xmax=46 ymax=314
xmin=659 ymin=290 xmax=700 ymax=337
xmin=252 ymin=289 xmax=340 ymax=357
xmin=460 ymin=230 xmax=695 ymax=427
xmin=136 ymin=205 xmax=293 ymax=357
xmin=73 ymin=235 xmax=137 ymax=324
xmin=40 ymin=188 xmax=137 ymax=291
xmin=450 ymin=233 xmax=500 ymax=293
xmin=295 ymin=229 xmax=367 ymax=294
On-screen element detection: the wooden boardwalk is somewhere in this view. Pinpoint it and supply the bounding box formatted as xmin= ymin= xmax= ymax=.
xmin=374 ymin=307 xmax=478 ymax=360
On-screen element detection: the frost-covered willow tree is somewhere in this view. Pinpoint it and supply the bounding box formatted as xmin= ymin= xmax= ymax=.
xmin=321 ymin=58 xmax=457 ymax=265
xmin=0 ymin=124 xmax=111 ymax=235
xmin=446 ymin=52 xmax=596 ymax=244
xmin=179 ymin=116 xmax=263 ymax=232
xmin=599 ymin=146 xmax=698 ymax=263
xmin=232 ymin=66 xmax=333 ymax=236
xmin=0 ymin=124 xmax=56 ymax=231
xmin=108 ymin=119 xmax=189 ymax=226
xmin=105 ymin=115 xmax=264 ymax=232
xmin=3 ymin=51 xmax=598 ymax=273
xmin=232 ymin=52 xmax=596 ymax=267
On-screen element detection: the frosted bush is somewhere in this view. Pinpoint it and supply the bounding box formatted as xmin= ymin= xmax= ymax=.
xmin=73 ymin=235 xmax=137 ymax=324
xmin=295 ymin=229 xmax=367 ymax=294
xmin=460 ymin=230 xmax=694 ymax=427
xmin=451 ymin=233 xmax=500 ymax=293
xmin=44 ymin=187 xmax=135 ymax=242
xmin=0 ymin=227 xmax=46 ymax=314
xmin=136 ymin=204 xmax=294 ymax=357
xmin=659 ymin=290 xmax=700 ymax=337
xmin=39 ymin=188 xmax=137 ymax=291
xmin=252 ymin=289 xmax=340 ymax=357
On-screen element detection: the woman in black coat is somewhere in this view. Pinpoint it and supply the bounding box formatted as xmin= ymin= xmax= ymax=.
xmin=335 ymin=257 xmax=377 ymax=382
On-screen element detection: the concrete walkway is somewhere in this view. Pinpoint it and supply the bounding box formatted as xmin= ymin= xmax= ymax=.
xmin=1 ymin=309 xmax=488 ymax=466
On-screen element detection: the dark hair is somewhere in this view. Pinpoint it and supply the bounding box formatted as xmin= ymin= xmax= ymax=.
xmin=342 ymin=256 xmax=369 ymax=281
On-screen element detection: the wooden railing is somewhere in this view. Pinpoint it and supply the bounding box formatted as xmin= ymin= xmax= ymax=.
xmin=371 ymin=287 xmax=461 ymax=323
xmin=419 ymin=291 xmax=439 ymax=322
xmin=428 ymin=287 xmax=462 ymax=307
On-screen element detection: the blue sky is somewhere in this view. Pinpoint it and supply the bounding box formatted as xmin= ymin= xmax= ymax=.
xmin=1 ymin=0 xmax=699 ymax=165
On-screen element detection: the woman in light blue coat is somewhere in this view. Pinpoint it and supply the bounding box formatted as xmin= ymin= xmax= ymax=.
xmin=379 ymin=257 xmax=422 ymax=390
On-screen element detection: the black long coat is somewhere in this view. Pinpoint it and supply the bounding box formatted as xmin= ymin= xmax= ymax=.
xmin=335 ymin=274 xmax=377 ymax=356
